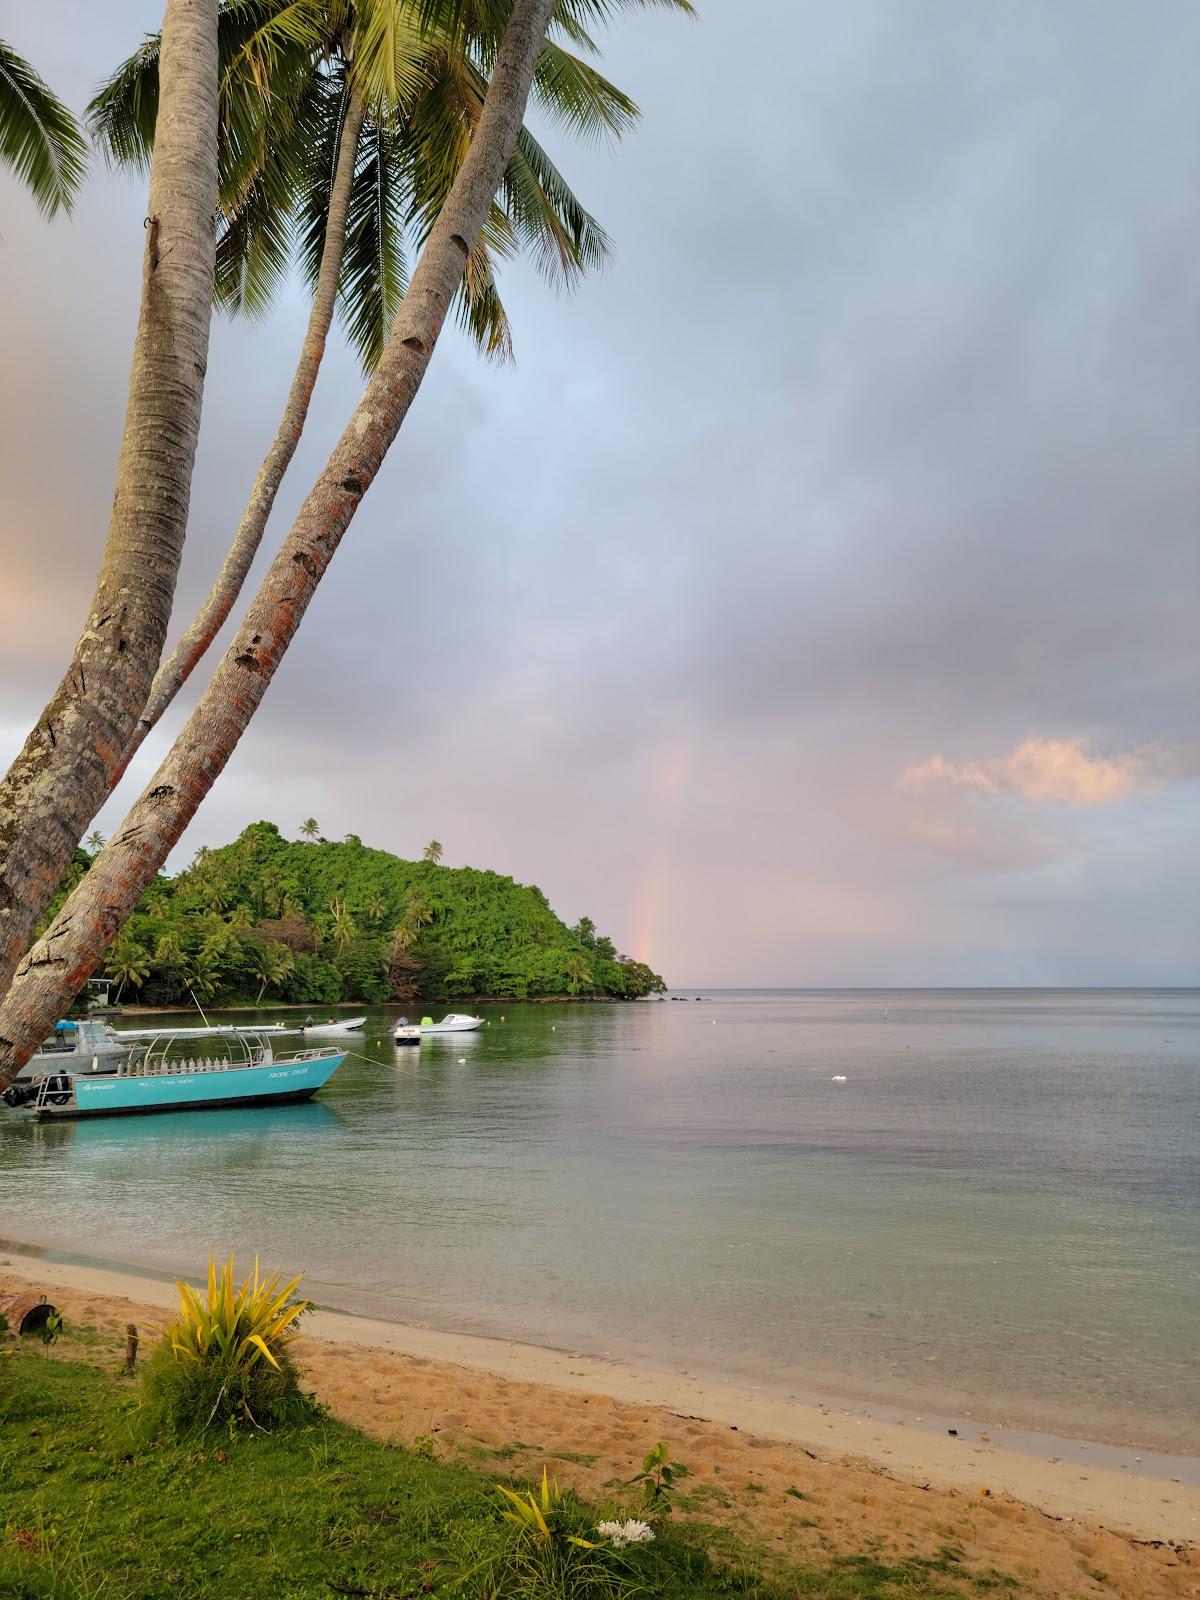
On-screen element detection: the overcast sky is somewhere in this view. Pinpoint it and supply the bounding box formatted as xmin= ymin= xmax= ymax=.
xmin=2 ymin=3 xmax=1198 ymax=985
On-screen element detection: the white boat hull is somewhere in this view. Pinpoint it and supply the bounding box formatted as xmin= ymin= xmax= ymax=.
xmin=420 ymin=1014 xmax=484 ymax=1035
xmin=302 ymin=1016 xmax=366 ymax=1037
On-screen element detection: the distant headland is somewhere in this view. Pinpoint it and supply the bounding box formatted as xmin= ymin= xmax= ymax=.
xmin=51 ymin=821 xmax=665 ymax=1010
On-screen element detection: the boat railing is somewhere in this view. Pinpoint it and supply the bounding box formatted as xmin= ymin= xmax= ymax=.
xmin=34 ymin=1073 xmax=75 ymax=1111
xmin=129 ymin=1029 xmax=274 ymax=1078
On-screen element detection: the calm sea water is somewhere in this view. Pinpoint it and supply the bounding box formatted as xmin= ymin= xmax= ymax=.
xmin=2 ymin=990 xmax=1197 ymax=1450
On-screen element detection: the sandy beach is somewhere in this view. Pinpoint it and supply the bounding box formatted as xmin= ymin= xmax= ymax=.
xmin=3 ymin=1251 xmax=1196 ymax=1600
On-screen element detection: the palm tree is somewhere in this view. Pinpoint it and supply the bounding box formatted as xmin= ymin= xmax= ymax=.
xmin=184 ymin=950 xmax=223 ymax=1003
xmin=0 ymin=0 xmax=685 ymax=1086
xmin=153 ymin=931 xmax=185 ymax=967
xmin=328 ymin=895 xmax=358 ymax=953
xmin=0 ymin=0 xmax=220 ymax=997
xmin=249 ymin=940 xmax=294 ymax=1003
xmin=563 ymin=950 xmax=593 ymax=996
xmin=106 ymin=938 xmax=150 ymax=1002
xmin=364 ymin=892 xmax=388 ymax=925
xmin=404 ymin=888 xmax=433 ymax=929
xmin=85 ymin=830 xmax=107 ymax=853
xmin=90 ymin=0 xmax=645 ymax=763
xmin=422 ymin=839 xmax=443 ymax=864
xmin=0 ymin=38 xmax=86 ymax=216
xmin=300 ymin=817 xmax=321 ymax=841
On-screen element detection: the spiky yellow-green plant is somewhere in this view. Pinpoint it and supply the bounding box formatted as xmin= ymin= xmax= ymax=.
xmin=498 ymin=1467 xmax=597 ymax=1549
xmin=145 ymin=1254 xmax=312 ymax=1433
xmin=171 ymin=1254 xmax=310 ymax=1371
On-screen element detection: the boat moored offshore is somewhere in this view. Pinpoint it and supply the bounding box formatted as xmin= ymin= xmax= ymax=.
xmin=300 ymin=1016 xmax=366 ymax=1037
xmin=18 ymin=1018 xmax=133 ymax=1081
xmin=419 ymin=1013 xmax=484 ymax=1036
xmin=3 ymin=1029 xmax=345 ymax=1120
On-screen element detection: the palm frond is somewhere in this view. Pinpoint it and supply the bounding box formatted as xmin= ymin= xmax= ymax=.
xmin=336 ymin=115 xmax=411 ymax=371
xmin=87 ymin=35 xmax=160 ymax=174
xmin=350 ymin=0 xmax=439 ymax=113
xmin=532 ymin=39 xmax=637 ymax=141
xmin=406 ymin=50 xmax=607 ymax=286
xmin=457 ymin=226 xmax=514 ymax=362
xmin=504 ymin=122 xmax=610 ymax=282
xmin=0 ymin=37 xmax=87 ymax=216
xmin=555 ymin=0 xmax=695 ymax=28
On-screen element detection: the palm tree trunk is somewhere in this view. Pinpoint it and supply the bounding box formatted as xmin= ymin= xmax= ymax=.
xmin=0 ymin=0 xmax=560 ymax=1087
xmin=0 ymin=0 xmax=219 ymax=996
xmin=122 ymin=85 xmax=369 ymax=767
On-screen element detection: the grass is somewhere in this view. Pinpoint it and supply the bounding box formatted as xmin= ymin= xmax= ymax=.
xmin=0 ymin=1350 xmax=989 ymax=1599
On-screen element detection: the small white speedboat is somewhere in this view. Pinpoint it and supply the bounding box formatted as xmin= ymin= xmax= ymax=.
xmin=301 ymin=1015 xmax=366 ymax=1037
xmin=419 ymin=1013 xmax=483 ymax=1035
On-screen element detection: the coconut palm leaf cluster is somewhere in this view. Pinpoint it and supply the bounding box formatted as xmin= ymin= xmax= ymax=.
xmin=88 ymin=0 xmax=682 ymax=367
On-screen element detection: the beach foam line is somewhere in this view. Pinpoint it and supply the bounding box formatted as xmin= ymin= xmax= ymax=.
xmin=3 ymin=1248 xmax=1197 ymax=1545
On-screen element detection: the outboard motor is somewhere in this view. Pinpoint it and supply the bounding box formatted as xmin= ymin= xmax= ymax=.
xmin=43 ymin=1073 xmax=72 ymax=1106
xmin=2 ymin=1082 xmax=40 ymax=1108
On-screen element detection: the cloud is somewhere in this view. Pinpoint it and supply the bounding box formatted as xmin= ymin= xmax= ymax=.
xmin=3 ymin=3 xmax=1200 ymax=983
xmin=901 ymin=737 xmax=1169 ymax=807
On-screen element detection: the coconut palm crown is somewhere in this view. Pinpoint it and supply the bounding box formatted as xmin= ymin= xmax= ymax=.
xmin=88 ymin=0 xmax=692 ymax=368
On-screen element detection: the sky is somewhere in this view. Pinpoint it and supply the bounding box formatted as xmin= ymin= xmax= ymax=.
xmin=2 ymin=2 xmax=1198 ymax=986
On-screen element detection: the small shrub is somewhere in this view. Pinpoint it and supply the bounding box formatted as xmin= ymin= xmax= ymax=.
xmin=142 ymin=1254 xmax=312 ymax=1435
xmin=627 ymin=1441 xmax=690 ymax=1512
xmin=445 ymin=1469 xmax=640 ymax=1599
xmin=37 ymin=1309 xmax=63 ymax=1347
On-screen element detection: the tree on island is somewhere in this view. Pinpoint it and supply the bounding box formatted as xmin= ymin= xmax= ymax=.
xmin=300 ymin=818 xmax=321 ymax=842
xmin=85 ymin=830 xmax=107 ymax=853
xmin=248 ymin=940 xmax=295 ymax=1004
xmin=0 ymin=37 xmax=86 ymax=216
xmin=105 ymin=936 xmax=150 ymax=1003
xmin=423 ymin=839 xmax=443 ymax=864
xmin=0 ymin=0 xmax=691 ymax=1085
xmin=564 ymin=951 xmax=593 ymax=995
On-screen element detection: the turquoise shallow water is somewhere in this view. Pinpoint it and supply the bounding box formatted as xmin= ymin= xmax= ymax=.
xmin=2 ymin=989 xmax=1197 ymax=1450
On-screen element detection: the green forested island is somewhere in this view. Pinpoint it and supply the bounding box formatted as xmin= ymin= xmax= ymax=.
xmin=51 ymin=822 xmax=664 ymax=1009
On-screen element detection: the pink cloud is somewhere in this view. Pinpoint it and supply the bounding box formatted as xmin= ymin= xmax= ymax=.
xmin=901 ymin=737 xmax=1170 ymax=807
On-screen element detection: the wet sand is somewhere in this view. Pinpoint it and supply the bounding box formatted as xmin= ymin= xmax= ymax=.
xmin=2 ymin=1255 xmax=1197 ymax=1599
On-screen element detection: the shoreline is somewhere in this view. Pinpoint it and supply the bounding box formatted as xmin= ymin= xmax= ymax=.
xmin=3 ymin=1243 xmax=1197 ymax=1546
xmin=102 ymin=995 xmax=648 ymax=1017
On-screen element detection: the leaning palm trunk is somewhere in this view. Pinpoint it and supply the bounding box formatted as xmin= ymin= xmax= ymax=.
xmin=123 ymin=87 xmax=368 ymax=766
xmin=0 ymin=0 xmax=218 ymax=995
xmin=0 ymin=0 xmax=560 ymax=1086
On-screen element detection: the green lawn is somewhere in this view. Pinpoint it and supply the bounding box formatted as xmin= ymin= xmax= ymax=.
xmin=0 ymin=1349 xmax=974 ymax=1599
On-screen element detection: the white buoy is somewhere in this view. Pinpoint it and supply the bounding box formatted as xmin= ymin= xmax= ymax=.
xmin=831 ymin=1074 xmax=847 ymax=1082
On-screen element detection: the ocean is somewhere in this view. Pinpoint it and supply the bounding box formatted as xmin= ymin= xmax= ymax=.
xmin=2 ymin=989 xmax=1196 ymax=1451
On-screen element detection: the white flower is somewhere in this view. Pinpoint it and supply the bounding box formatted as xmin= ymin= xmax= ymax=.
xmin=596 ymin=1519 xmax=655 ymax=1549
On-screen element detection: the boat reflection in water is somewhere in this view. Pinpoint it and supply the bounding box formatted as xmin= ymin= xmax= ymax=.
xmin=9 ymin=1098 xmax=343 ymax=1157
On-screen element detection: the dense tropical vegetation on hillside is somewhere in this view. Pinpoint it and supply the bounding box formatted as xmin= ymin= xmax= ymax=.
xmin=48 ymin=822 xmax=664 ymax=1009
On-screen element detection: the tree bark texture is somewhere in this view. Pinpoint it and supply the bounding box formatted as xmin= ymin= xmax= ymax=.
xmin=123 ymin=87 xmax=368 ymax=765
xmin=0 ymin=0 xmax=560 ymax=1086
xmin=0 ymin=0 xmax=219 ymax=996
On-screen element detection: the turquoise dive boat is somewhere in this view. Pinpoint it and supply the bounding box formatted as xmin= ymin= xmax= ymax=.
xmin=3 ymin=1030 xmax=345 ymax=1121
